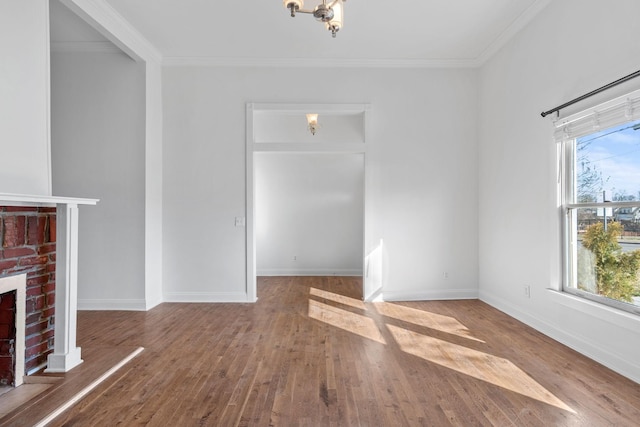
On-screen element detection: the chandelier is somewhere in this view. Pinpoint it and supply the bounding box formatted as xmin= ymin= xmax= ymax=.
xmin=283 ymin=0 xmax=345 ymax=38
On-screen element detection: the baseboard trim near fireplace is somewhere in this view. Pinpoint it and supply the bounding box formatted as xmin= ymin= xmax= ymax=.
xmin=78 ymin=298 xmax=147 ymax=311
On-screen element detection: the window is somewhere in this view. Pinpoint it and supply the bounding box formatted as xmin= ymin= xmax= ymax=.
xmin=559 ymin=91 xmax=640 ymax=314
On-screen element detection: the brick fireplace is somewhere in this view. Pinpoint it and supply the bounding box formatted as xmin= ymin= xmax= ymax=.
xmin=0 ymin=206 xmax=56 ymax=384
xmin=0 ymin=193 xmax=97 ymax=385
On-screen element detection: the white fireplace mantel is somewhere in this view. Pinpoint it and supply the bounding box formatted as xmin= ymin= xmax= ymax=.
xmin=0 ymin=193 xmax=98 ymax=373
xmin=0 ymin=193 xmax=98 ymax=208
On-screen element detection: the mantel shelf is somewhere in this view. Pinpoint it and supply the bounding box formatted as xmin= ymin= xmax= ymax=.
xmin=0 ymin=193 xmax=99 ymax=207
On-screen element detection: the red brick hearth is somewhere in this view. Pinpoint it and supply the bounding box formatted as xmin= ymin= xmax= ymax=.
xmin=0 ymin=206 xmax=56 ymax=380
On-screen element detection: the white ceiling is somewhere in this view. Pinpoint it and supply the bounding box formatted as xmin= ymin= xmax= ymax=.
xmin=52 ymin=0 xmax=552 ymax=66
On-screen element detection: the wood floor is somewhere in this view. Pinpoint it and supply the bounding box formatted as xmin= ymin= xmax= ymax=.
xmin=8 ymin=277 xmax=640 ymax=426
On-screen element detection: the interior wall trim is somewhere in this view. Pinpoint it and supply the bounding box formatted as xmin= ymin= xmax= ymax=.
xmin=78 ymin=298 xmax=148 ymax=311
xmin=257 ymin=269 xmax=363 ymax=277
xmin=163 ymin=56 xmax=480 ymax=69
xmin=60 ymin=0 xmax=161 ymax=63
xmin=51 ymin=41 xmax=122 ymax=54
xmin=163 ymin=292 xmax=250 ymax=303
xmin=383 ymin=289 xmax=479 ymax=302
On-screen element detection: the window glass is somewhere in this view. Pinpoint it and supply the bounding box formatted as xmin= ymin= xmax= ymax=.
xmin=567 ymin=120 xmax=640 ymax=312
xmin=576 ymin=120 xmax=640 ymax=203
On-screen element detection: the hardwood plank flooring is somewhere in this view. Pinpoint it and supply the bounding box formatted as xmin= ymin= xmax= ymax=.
xmin=0 ymin=346 xmax=142 ymax=426
xmin=0 ymin=384 xmax=53 ymax=419
xmin=9 ymin=276 xmax=640 ymax=426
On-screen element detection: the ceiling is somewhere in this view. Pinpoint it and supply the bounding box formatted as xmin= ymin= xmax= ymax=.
xmin=52 ymin=0 xmax=551 ymax=66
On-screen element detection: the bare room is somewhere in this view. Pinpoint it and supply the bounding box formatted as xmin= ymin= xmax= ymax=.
xmin=0 ymin=0 xmax=639 ymax=425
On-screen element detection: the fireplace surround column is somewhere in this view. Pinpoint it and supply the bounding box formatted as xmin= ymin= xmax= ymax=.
xmin=0 ymin=194 xmax=98 ymax=374
xmin=45 ymin=203 xmax=81 ymax=372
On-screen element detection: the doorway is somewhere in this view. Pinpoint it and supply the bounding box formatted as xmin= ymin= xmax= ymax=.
xmin=246 ymin=103 xmax=374 ymax=301
xmin=255 ymin=152 xmax=364 ymax=279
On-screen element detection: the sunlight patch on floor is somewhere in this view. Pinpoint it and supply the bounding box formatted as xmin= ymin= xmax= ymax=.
xmin=374 ymin=302 xmax=484 ymax=343
xmin=387 ymin=324 xmax=575 ymax=413
xmin=310 ymin=287 xmax=367 ymax=310
xmin=308 ymin=299 xmax=386 ymax=344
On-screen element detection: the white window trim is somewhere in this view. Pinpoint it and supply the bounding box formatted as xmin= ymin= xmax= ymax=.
xmin=558 ymin=90 xmax=640 ymax=315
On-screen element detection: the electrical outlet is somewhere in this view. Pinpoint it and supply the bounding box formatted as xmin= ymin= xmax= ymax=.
xmin=293 ymin=255 xmax=297 ymax=261
xmin=443 ymin=272 xmax=449 ymax=279
xmin=524 ymin=285 xmax=531 ymax=298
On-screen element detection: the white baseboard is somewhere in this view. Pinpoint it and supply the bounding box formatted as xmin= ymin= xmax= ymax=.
xmin=383 ymin=288 xmax=479 ymax=302
xmin=163 ymin=292 xmax=250 ymax=303
xmin=144 ymin=295 xmax=163 ymax=311
xmin=479 ymin=289 xmax=640 ymax=385
xmin=257 ymin=268 xmax=363 ymax=276
xmin=78 ymin=299 xmax=147 ymax=311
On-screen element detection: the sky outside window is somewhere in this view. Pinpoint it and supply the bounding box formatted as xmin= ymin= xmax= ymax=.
xmin=577 ymin=120 xmax=640 ymax=201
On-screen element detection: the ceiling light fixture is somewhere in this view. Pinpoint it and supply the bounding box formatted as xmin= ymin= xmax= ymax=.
xmin=306 ymin=113 xmax=319 ymax=135
xmin=283 ymin=0 xmax=345 ymax=38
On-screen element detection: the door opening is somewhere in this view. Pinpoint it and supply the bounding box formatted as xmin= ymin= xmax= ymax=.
xmin=254 ymin=152 xmax=364 ymax=297
xmin=246 ymin=103 xmax=375 ymax=301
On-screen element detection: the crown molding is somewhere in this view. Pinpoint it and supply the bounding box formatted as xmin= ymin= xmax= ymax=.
xmin=51 ymin=41 xmax=122 ymax=54
xmin=475 ymin=0 xmax=552 ymax=66
xmin=60 ymin=0 xmax=162 ymax=63
xmin=162 ymin=56 xmax=481 ymax=69
xmin=57 ymin=0 xmax=551 ymax=69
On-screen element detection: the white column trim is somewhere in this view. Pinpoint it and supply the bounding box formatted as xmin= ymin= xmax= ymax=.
xmin=144 ymin=60 xmax=164 ymax=310
xmin=45 ymin=203 xmax=83 ymax=372
xmin=59 ymin=0 xmax=161 ymax=63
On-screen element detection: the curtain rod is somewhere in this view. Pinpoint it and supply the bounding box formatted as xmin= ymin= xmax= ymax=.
xmin=540 ymin=69 xmax=640 ymax=118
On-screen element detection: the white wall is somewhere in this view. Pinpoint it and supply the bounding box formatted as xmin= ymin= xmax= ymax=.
xmin=255 ymin=153 xmax=364 ymax=276
xmin=0 ymin=0 xmax=51 ymax=195
xmin=51 ymin=50 xmax=147 ymax=310
xmin=163 ymin=67 xmax=478 ymax=301
xmin=478 ymin=0 xmax=640 ymax=383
